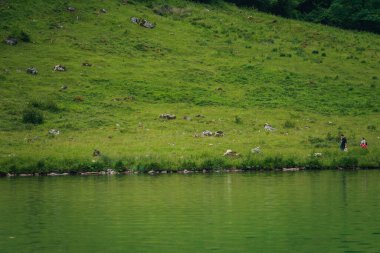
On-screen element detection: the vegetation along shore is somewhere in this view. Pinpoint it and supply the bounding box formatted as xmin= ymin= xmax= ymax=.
xmin=0 ymin=0 xmax=379 ymax=175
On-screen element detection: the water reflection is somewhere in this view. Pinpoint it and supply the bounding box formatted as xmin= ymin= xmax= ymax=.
xmin=0 ymin=171 xmax=379 ymax=253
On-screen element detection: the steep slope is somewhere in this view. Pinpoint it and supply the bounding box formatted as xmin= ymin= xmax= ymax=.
xmin=0 ymin=0 xmax=379 ymax=172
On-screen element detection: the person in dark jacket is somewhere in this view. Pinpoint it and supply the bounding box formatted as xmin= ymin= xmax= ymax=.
xmin=340 ymin=134 xmax=347 ymax=151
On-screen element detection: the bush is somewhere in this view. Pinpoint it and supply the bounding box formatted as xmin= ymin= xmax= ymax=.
xmin=200 ymin=158 xmax=226 ymax=171
xmin=114 ymin=160 xmax=125 ymax=172
xmin=283 ymin=120 xmax=295 ymax=128
xmin=305 ymin=157 xmax=323 ymax=169
xmin=9 ymin=30 xmax=31 ymax=42
xmin=73 ymin=96 xmax=84 ymax=102
xmin=335 ymin=156 xmax=359 ymax=169
xmin=367 ymin=125 xmax=376 ymax=131
xmin=262 ymin=156 xmax=283 ymax=169
xmin=234 ymin=115 xmax=242 ymax=124
xmin=22 ymin=108 xmax=44 ymax=124
xmin=19 ymin=31 xmax=31 ymax=42
xmin=30 ymin=99 xmax=60 ymax=112
xmin=180 ymin=160 xmax=198 ymax=171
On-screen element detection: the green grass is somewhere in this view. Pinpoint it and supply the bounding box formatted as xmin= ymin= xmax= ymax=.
xmin=0 ymin=0 xmax=379 ymax=174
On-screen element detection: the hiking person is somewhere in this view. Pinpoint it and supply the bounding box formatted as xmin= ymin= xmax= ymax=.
xmin=360 ymin=137 xmax=368 ymax=149
xmin=340 ymin=134 xmax=347 ymax=151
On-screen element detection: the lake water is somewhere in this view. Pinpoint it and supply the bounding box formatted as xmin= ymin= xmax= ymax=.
xmin=0 ymin=171 xmax=379 ymax=253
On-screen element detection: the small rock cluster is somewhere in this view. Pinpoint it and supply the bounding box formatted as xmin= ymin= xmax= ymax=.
xmin=26 ymin=67 xmax=38 ymax=75
xmin=201 ymin=130 xmax=224 ymax=137
xmin=131 ymin=17 xmax=155 ymax=29
xmin=48 ymin=129 xmax=60 ymax=136
xmin=264 ymin=123 xmax=276 ymax=131
xmin=160 ymin=114 xmax=176 ymax=120
xmin=67 ymin=6 xmax=76 ymax=12
xmin=53 ymin=64 xmax=66 ymax=71
xmin=251 ymin=147 xmax=261 ymax=153
xmin=224 ymin=149 xmax=240 ymax=157
xmin=93 ymin=149 xmax=101 ymax=157
xmin=4 ymin=38 xmax=18 ymax=45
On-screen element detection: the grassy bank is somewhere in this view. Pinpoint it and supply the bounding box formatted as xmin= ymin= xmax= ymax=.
xmin=0 ymin=0 xmax=379 ymax=174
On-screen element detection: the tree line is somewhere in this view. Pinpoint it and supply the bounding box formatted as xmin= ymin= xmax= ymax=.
xmin=194 ymin=0 xmax=380 ymax=34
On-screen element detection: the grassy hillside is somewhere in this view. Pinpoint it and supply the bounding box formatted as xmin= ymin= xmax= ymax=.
xmin=0 ymin=0 xmax=379 ymax=173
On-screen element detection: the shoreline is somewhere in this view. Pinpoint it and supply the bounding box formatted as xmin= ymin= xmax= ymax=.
xmin=2 ymin=167 xmax=380 ymax=177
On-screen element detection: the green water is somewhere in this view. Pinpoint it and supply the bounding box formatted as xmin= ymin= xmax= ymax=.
xmin=0 ymin=171 xmax=379 ymax=253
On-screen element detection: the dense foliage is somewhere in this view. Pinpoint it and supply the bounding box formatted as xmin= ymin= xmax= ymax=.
xmin=195 ymin=0 xmax=380 ymax=33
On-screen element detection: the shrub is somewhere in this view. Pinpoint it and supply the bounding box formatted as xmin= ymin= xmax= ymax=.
xmin=234 ymin=115 xmax=242 ymax=124
xmin=308 ymin=136 xmax=329 ymax=148
xmin=305 ymin=157 xmax=322 ymax=169
xmin=335 ymin=156 xmax=359 ymax=169
xmin=312 ymin=50 xmax=319 ymax=54
xmin=114 ymin=160 xmax=125 ymax=172
xmin=283 ymin=120 xmax=295 ymax=128
xmin=22 ymin=108 xmax=44 ymax=124
xmin=200 ymin=158 xmax=226 ymax=171
xmin=367 ymin=125 xmax=376 ymax=131
xmin=9 ymin=30 xmax=31 ymax=42
xmin=73 ymin=96 xmax=84 ymax=102
xmin=180 ymin=160 xmax=198 ymax=171
xmin=30 ymin=99 xmax=60 ymax=112
xmin=262 ymin=156 xmax=283 ymax=169
xmin=19 ymin=31 xmax=31 ymax=42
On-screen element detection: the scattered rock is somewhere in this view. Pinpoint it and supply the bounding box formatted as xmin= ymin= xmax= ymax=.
xmin=215 ymin=87 xmax=224 ymax=92
xmin=251 ymin=146 xmax=261 ymax=153
xmin=4 ymin=38 xmax=18 ymax=46
xmin=67 ymin=6 xmax=76 ymax=12
xmin=48 ymin=172 xmax=68 ymax=176
xmin=93 ymin=149 xmax=101 ymax=156
xmin=53 ymin=64 xmax=66 ymax=72
xmin=223 ymin=149 xmax=240 ymax=157
xmin=130 ymin=17 xmax=155 ymax=29
xmin=26 ymin=67 xmax=38 ymax=75
xmin=195 ymin=114 xmax=205 ymax=118
xmin=202 ymin=130 xmax=213 ymax=136
xmin=48 ymin=129 xmax=60 ymax=136
xmin=314 ymin=152 xmax=322 ymax=157
xmin=214 ymin=131 xmax=224 ymax=137
xmin=264 ymin=123 xmax=275 ymax=131
xmin=160 ymin=114 xmax=176 ymax=120
xmin=80 ymin=172 xmax=100 ymax=176
xmin=106 ymin=169 xmax=116 ymax=175
xmin=82 ymin=62 xmax=92 ymax=67
xmin=283 ymin=168 xmax=299 ymax=172
xmin=183 ymin=115 xmax=192 ymax=121
xmin=60 ymin=85 xmax=68 ymax=91
xmin=19 ymin=174 xmax=33 ymax=177
xmin=100 ymin=8 xmax=107 ymax=13
xmin=148 ymin=170 xmax=156 ymax=175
